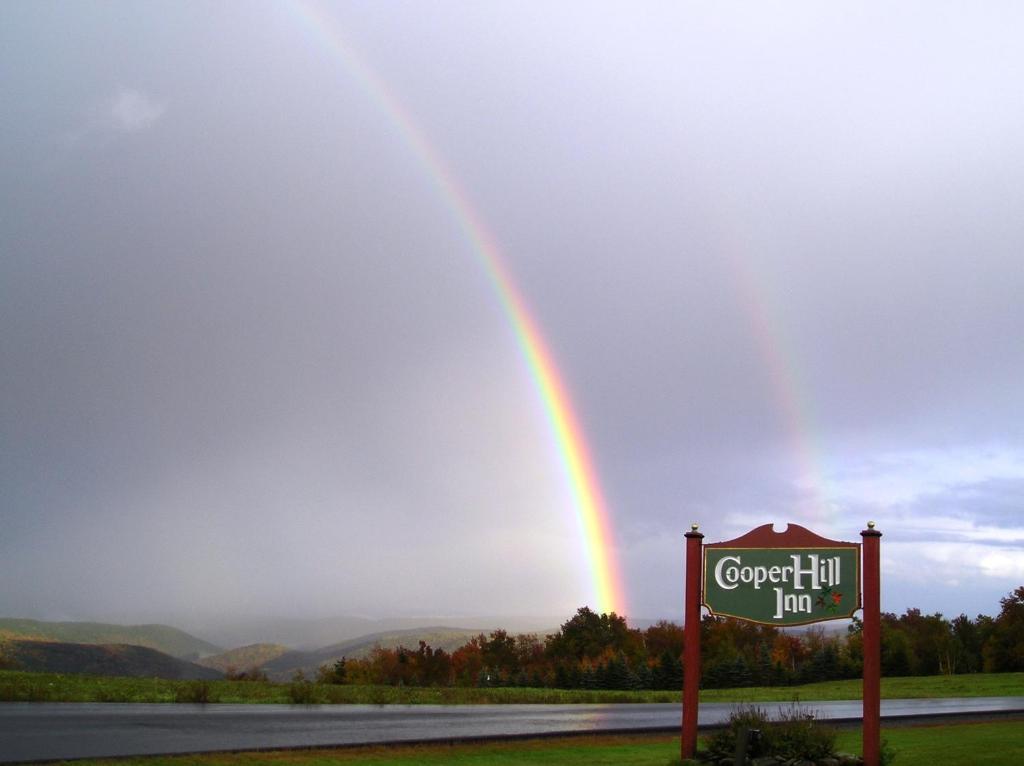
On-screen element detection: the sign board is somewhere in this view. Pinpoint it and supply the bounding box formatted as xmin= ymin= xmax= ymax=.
xmin=702 ymin=523 xmax=860 ymax=626
xmin=683 ymin=522 xmax=881 ymax=765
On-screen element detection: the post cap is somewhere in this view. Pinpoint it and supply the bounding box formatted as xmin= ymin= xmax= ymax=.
xmin=691 ymin=523 xmax=699 ymax=532
xmin=861 ymin=521 xmax=882 ymax=538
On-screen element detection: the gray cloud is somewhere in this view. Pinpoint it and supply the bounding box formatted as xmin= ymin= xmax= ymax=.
xmin=1 ymin=1 xmax=1022 ymax=628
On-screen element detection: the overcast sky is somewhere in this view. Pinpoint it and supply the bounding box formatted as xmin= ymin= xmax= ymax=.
xmin=2 ymin=1 xmax=1022 ymax=629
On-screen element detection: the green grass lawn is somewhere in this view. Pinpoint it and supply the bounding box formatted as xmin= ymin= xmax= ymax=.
xmin=1 ymin=669 xmax=1022 ymax=705
xmin=701 ymin=671 xmax=1024 ymax=702
xmin=45 ymin=719 xmax=1024 ymax=766
xmin=834 ymin=720 xmax=1024 ymax=765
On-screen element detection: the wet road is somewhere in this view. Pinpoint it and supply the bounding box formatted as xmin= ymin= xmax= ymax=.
xmin=2 ymin=697 xmax=1023 ymax=763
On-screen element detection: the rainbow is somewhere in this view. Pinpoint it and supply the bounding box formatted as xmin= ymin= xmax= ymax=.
xmin=716 ymin=228 xmax=838 ymax=532
xmin=284 ymin=0 xmax=627 ymax=615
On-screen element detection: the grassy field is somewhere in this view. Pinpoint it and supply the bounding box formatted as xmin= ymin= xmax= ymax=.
xmin=2 ymin=669 xmax=1021 ymax=705
xmin=43 ymin=719 xmax=1024 ymax=765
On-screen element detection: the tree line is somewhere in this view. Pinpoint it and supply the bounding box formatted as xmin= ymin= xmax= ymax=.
xmin=317 ymin=586 xmax=1024 ymax=690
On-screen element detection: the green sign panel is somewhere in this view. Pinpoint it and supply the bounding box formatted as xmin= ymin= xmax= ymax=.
xmin=704 ymin=544 xmax=860 ymax=626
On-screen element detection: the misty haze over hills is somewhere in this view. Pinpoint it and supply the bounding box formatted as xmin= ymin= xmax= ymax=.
xmin=3 ymin=613 xmax=574 ymax=654
xmin=0 ymin=614 xmax=589 ymax=681
xmin=171 ymin=613 xmax=622 ymax=652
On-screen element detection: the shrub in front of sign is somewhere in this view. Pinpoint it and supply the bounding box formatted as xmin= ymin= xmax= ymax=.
xmin=701 ymin=703 xmax=847 ymax=765
xmin=764 ymin=703 xmax=839 ymax=762
xmin=702 ymin=705 xmax=772 ymax=761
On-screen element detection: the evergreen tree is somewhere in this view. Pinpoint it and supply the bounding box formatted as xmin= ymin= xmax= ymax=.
xmin=754 ymin=641 xmax=773 ymax=686
xmin=726 ymin=655 xmax=752 ymax=688
xmin=634 ymin=660 xmax=654 ymax=690
xmin=604 ymin=653 xmax=632 ymax=690
xmin=654 ymin=650 xmax=683 ymax=690
xmin=579 ymin=666 xmax=598 ymax=689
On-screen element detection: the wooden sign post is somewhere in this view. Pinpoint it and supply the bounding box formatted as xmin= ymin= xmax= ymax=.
xmin=682 ymin=524 xmax=704 ymax=759
xmin=681 ymin=522 xmax=881 ymax=765
xmin=861 ymin=522 xmax=882 ymax=766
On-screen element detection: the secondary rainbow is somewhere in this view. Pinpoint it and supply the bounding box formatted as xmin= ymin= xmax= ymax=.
xmin=714 ymin=222 xmax=839 ymax=532
xmin=285 ymin=0 xmax=627 ymax=615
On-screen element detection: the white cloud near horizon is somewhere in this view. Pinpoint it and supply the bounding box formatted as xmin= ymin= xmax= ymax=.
xmin=884 ymin=541 xmax=1024 ymax=588
xmin=824 ymin=446 xmax=1024 ymax=509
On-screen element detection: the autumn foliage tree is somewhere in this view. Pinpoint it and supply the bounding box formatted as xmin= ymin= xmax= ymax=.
xmin=322 ymin=587 xmax=1022 ymax=691
xmin=983 ymin=586 xmax=1024 ymax=672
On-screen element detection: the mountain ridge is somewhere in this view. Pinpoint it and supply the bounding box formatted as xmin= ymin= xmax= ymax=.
xmin=0 ymin=639 xmax=222 ymax=680
xmin=0 ymin=618 xmax=221 ymax=659
xmin=260 ymin=626 xmax=494 ymax=680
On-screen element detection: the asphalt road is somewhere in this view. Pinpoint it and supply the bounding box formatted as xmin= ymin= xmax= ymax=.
xmin=2 ymin=697 xmax=1023 ymax=763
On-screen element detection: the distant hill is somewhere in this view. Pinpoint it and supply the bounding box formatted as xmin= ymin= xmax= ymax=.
xmin=196 ymin=643 xmax=290 ymax=673
xmin=261 ymin=627 xmax=491 ymax=680
xmin=0 ymin=619 xmax=221 ymax=659
xmin=184 ymin=614 xmax=562 ymax=651
xmin=0 ymin=640 xmax=222 ymax=680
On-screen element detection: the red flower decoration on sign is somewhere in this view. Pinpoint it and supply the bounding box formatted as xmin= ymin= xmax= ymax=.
xmin=817 ymin=585 xmax=843 ymax=614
